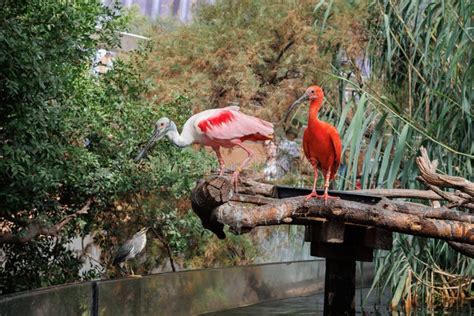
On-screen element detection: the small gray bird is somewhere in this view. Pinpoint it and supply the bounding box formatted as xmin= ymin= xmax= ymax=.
xmin=112 ymin=227 xmax=148 ymax=275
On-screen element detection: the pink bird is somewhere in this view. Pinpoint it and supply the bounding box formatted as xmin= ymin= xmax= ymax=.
xmin=135 ymin=106 xmax=274 ymax=189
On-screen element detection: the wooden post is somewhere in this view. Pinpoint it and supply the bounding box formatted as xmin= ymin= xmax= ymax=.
xmin=310 ymin=224 xmax=380 ymax=316
xmin=324 ymin=258 xmax=356 ymax=316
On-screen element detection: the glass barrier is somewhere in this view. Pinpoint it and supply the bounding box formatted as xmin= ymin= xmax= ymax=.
xmin=1 ymin=260 xmax=375 ymax=315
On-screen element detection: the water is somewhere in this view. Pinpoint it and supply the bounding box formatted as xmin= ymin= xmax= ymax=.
xmin=204 ymin=288 xmax=472 ymax=315
xmin=203 ymin=288 xmax=386 ymax=315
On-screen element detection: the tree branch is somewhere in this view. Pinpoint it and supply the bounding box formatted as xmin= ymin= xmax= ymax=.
xmin=191 ymin=146 xmax=474 ymax=258
xmin=447 ymin=241 xmax=474 ymax=258
xmin=0 ymin=200 xmax=91 ymax=245
xmin=212 ymin=196 xmax=473 ymax=245
xmin=345 ymin=188 xmax=444 ymax=200
xmin=416 ymin=147 xmax=474 ymax=197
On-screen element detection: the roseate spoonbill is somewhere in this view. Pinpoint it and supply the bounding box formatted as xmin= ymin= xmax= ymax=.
xmin=113 ymin=227 xmax=148 ymax=276
xmin=285 ymin=86 xmax=342 ymax=201
xmin=135 ymin=106 xmax=274 ymax=189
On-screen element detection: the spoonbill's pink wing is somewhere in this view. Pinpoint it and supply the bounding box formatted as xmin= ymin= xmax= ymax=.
xmin=196 ymin=108 xmax=273 ymax=141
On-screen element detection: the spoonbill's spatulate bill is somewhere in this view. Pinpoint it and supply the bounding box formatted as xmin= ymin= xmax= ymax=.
xmin=285 ymin=86 xmax=342 ymax=202
xmin=135 ymin=106 xmax=274 ymax=189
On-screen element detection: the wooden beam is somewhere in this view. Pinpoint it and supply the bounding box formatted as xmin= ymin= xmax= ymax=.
xmin=363 ymin=227 xmax=393 ymax=250
xmin=312 ymin=222 xmax=345 ymax=244
xmin=324 ymin=259 xmax=356 ymax=316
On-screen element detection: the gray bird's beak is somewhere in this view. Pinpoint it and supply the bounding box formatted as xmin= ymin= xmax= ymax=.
xmin=134 ymin=127 xmax=166 ymax=161
xmin=283 ymin=93 xmax=309 ymax=124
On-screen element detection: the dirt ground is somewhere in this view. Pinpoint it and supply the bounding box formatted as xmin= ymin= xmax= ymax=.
xmin=198 ymin=142 xmax=268 ymax=170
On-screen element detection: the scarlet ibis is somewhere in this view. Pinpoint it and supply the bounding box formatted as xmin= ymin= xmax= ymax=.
xmin=135 ymin=106 xmax=274 ymax=189
xmin=285 ymin=86 xmax=342 ymax=201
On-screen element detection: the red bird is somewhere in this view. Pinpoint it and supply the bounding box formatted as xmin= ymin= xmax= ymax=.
xmin=285 ymin=86 xmax=342 ymax=201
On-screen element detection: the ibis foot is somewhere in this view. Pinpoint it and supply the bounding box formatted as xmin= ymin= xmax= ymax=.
xmin=318 ymin=193 xmax=339 ymax=205
xmin=305 ymin=191 xmax=323 ymax=200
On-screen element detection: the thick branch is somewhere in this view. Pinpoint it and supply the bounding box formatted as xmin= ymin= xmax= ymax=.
xmin=214 ymin=197 xmax=473 ymax=245
xmin=447 ymin=241 xmax=474 ymax=258
xmin=416 ymin=177 xmax=474 ymax=209
xmin=238 ymin=179 xmax=274 ymax=197
xmin=345 ymin=189 xmax=444 ymax=200
xmin=238 ymin=180 xmax=469 ymax=203
xmin=0 ymin=200 xmax=91 ymax=245
xmin=416 ymin=147 xmax=474 ymax=197
xmin=191 ymin=177 xmax=231 ymax=239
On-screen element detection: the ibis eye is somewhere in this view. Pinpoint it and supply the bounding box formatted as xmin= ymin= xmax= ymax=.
xmin=310 ymin=90 xmax=314 ymax=93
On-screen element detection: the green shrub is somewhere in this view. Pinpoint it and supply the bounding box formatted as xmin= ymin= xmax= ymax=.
xmin=0 ymin=0 xmax=215 ymax=294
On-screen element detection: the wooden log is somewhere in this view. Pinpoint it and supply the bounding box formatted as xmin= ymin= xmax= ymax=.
xmin=238 ymin=179 xmax=274 ymax=196
xmin=446 ymin=241 xmax=474 ymax=258
xmin=212 ymin=195 xmax=474 ymax=245
xmin=191 ymin=177 xmax=231 ymax=239
xmin=191 ymin=177 xmax=474 ymax=257
xmin=346 ymin=188 xmax=445 ymax=200
xmin=416 ymin=147 xmax=474 ymax=197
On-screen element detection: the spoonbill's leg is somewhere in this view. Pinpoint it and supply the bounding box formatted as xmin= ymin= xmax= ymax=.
xmin=305 ymin=160 xmax=322 ymax=200
xmin=319 ymin=167 xmax=339 ymax=204
xmin=213 ymin=147 xmax=225 ymax=176
xmin=231 ymin=143 xmax=254 ymax=192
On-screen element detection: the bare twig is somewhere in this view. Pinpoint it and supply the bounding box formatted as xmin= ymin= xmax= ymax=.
xmin=0 ymin=199 xmax=92 ymax=245
xmin=150 ymin=227 xmax=176 ymax=272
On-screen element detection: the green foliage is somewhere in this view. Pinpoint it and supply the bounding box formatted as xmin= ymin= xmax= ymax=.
xmin=306 ymin=0 xmax=473 ymax=310
xmin=0 ymin=0 xmax=122 ymax=294
xmin=284 ymin=0 xmax=472 ymax=310
xmin=363 ymin=0 xmax=473 ymax=310
xmin=1 ymin=237 xmax=86 ymax=293
xmin=370 ymin=235 xmax=473 ymax=311
xmin=0 ymin=0 xmax=215 ymax=294
xmin=147 ymin=0 xmax=328 ymax=120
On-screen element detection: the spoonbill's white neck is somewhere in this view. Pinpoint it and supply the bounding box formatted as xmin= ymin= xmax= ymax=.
xmin=166 ymin=121 xmax=193 ymax=148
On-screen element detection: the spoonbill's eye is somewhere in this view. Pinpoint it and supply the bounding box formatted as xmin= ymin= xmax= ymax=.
xmin=310 ymin=90 xmax=314 ymax=93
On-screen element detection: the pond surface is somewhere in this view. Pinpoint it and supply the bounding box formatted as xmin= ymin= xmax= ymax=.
xmin=204 ymin=288 xmax=472 ymax=315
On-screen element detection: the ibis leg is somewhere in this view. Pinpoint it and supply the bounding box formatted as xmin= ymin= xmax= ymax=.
xmin=319 ymin=168 xmax=338 ymax=203
xmin=323 ymin=258 xmax=356 ymax=316
xmin=305 ymin=160 xmax=322 ymax=199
